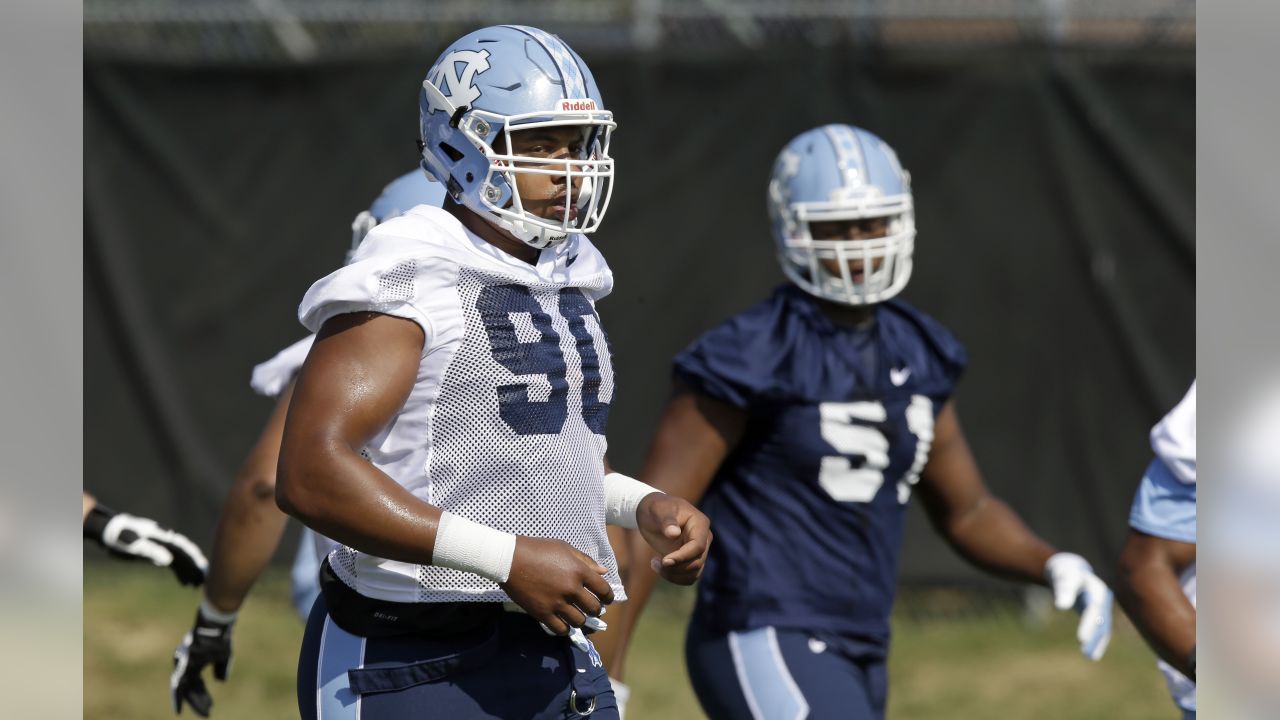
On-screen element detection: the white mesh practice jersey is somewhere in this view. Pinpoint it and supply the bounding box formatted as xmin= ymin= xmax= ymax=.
xmin=297 ymin=205 xmax=622 ymax=604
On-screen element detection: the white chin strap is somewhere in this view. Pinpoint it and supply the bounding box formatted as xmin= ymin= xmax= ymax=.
xmin=487 ymin=211 xmax=569 ymax=249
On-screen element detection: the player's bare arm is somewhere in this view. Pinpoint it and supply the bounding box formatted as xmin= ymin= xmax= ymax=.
xmin=919 ymin=400 xmax=1114 ymax=660
xmin=609 ymin=384 xmax=742 ymax=676
xmin=917 ymin=400 xmax=1056 ymax=582
xmin=203 ymin=380 xmax=297 ymax=614
xmin=1117 ymin=530 xmax=1197 ymax=678
xmin=277 ymin=311 xmax=433 ymax=555
xmin=170 ymin=383 xmax=299 ymax=717
xmin=278 ymin=310 xmax=613 ymax=635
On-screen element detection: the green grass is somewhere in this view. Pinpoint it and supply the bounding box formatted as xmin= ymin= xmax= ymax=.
xmin=86 ymin=565 xmax=1172 ymax=719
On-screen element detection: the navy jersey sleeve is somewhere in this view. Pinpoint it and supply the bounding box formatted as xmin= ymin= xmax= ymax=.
xmin=672 ymin=298 xmax=780 ymax=409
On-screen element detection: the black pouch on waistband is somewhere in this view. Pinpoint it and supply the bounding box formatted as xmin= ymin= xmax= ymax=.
xmin=319 ymin=557 xmax=503 ymax=639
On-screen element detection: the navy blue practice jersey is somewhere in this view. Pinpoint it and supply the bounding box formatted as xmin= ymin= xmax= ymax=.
xmin=676 ymin=284 xmax=967 ymax=652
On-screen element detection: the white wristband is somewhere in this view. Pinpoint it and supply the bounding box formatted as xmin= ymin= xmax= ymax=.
xmin=199 ymin=597 xmax=239 ymax=625
xmin=431 ymin=512 xmax=518 ymax=584
xmin=604 ymin=472 xmax=662 ymax=529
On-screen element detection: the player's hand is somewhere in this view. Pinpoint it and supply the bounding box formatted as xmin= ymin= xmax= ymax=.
xmin=636 ymin=493 xmax=712 ymax=585
xmin=500 ymin=536 xmax=614 ymax=635
xmin=86 ymin=506 xmax=208 ymax=586
xmin=170 ymin=607 xmax=234 ymax=716
xmin=1045 ymin=552 xmax=1114 ymax=661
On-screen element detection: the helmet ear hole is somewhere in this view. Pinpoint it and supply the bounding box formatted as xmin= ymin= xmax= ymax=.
xmin=439 ymin=142 xmax=465 ymax=163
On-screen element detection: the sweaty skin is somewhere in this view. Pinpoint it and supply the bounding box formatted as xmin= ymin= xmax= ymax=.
xmin=277 ymin=311 xmax=615 ymax=635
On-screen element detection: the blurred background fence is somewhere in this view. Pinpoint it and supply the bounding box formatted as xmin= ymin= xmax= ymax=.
xmin=85 ymin=0 xmax=1194 ymax=62
xmin=84 ymin=0 xmax=1194 ymax=593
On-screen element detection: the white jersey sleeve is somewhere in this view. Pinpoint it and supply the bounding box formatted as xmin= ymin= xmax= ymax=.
xmin=1150 ymin=381 xmax=1196 ymax=484
xmin=299 ymin=231 xmax=460 ymax=350
xmin=249 ymin=335 xmax=316 ymax=397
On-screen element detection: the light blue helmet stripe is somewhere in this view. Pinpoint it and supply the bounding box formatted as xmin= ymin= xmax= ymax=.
xmin=822 ymin=124 xmax=866 ymax=193
xmin=503 ymin=25 xmax=586 ymax=99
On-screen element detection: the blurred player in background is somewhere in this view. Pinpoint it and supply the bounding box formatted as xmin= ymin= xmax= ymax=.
xmin=612 ymin=124 xmax=1114 ymax=720
xmin=1117 ymin=381 xmax=1196 ymax=719
xmin=1212 ymin=377 xmax=1280 ymax=717
xmin=83 ymin=492 xmax=207 ymax=586
xmin=276 ymin=26 xmax=709 ymax=720
xmin=169 ymin=170 xmax=445 ymax=717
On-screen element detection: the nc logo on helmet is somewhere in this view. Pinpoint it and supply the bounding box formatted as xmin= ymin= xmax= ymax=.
xmin=424 ymin=49 xmax=491 ymax=114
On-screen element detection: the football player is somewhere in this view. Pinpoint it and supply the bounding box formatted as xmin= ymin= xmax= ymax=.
xmin=1117 ymin=381 xmax=1196 ymax=719
xmin=276 ymin=26 xmax=710 ymax=720
xmin=169 ymin=170 xmax=445 ymax=717
xmin=83 ymin=492 xmax=207 ymax=586
xmin=611 ymin=124 xmax=1114 ymax=719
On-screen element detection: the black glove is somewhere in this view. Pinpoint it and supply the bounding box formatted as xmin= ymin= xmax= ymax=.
xmin=171 ymin=604 xmax=235 ymax=716
xmin=85 ymin=504 xmax=208 ymax=586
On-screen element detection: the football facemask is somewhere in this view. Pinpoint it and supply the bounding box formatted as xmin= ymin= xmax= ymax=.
xmin=769 ymin=124 xmax=916 ymax=306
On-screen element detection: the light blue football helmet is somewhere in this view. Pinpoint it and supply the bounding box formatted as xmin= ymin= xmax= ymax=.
xmin=418 ymin=25 xmax=616 ymax=249
xmin=768 ymin=124 xmax=915 ymax=305
xmin=347 ymin=169 xmax=448 ymax=264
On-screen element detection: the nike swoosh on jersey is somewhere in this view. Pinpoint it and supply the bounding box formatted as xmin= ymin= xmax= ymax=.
xmin=890 ymin=367 xmax=911 ymax=386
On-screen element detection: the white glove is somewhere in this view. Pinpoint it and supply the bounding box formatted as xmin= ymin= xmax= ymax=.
xmin=1045 ymin=552 xmax=1113 ymax=661
xmin=86 ymin=504 xmax=209 ymax=586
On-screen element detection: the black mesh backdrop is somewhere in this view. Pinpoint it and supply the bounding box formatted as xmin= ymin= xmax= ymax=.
xmin=84 ymin=48 xmax=1193 ymax=581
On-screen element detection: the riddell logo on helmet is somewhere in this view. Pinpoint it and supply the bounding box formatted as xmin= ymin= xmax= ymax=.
xmin=559 ymin=99 xmax=597 ymax=112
